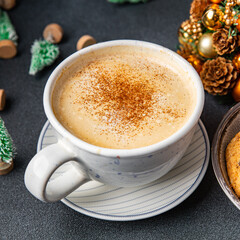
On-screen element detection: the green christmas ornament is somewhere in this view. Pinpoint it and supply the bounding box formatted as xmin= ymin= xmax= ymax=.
xmin=0 ymin=117 xmax=13 ymax=164
xmin=29 ymin=39 xmax=59 ymax=75
xmin=108 ymin=0 xmax=148 ymax=3
xmin=0 ymin=8 xmax=18 ymax=44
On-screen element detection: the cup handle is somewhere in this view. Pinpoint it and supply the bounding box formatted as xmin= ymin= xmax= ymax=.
xmin=24 ymin=142 xmax=90 ymax=202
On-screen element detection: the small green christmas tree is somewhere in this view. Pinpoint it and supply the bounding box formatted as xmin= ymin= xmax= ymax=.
xmin=0 ymin=117 xmax=13 ymax=164
xmin=29 ymin=39 xmax=59 ymax=75
xmin=108 ymin=0 xmax=148 ymax=3
xmin=0 ymin=8 xmax=18 ymax=44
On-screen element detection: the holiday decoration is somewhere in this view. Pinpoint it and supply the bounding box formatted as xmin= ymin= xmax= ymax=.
xmin=179 ymin=20 xmax=203 ymax=44
xmin=29 ymin=40 xmax=59 ymax=75
xmin=29 ymin=23 xmax=63 ymax=75
xmin=190 ymin=0 xmax=210 ymax=21
xmin=202 ymin=4 xmax=223 ymax=30
xmin=232 ymin=78 xmax=240 ymax=100
xmin=210 ymin=0 xmax=222 ymax=3
xmin=232 ymin=52 xmax=240 ymax=69
xmin=76 ymin=35 xmax=96 ymax=51
xmin=187 ymin=55 xmax=203 ymax=73
xmin=0 ymin=8 xmax=18 ymax=59
xmin=177 ymin=42 xmax=196 ymax=59
xmin=0 ymin=117 xmax=14 ymax=175
xmin=177 ymin=0 xmax=240 ymax=100
xmin=197 ymin=33 xmax=217 ymax=58
xmin=212 ymin=28 xmax=239 ymax=55
xmin=200 ymin=57 xmax=238 ymax=95
xmin=108 ymin=0 xmax=148 ymax=3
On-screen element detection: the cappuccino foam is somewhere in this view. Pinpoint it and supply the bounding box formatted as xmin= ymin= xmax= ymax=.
xmin=52 ymin=47 xmax=196 ymax=149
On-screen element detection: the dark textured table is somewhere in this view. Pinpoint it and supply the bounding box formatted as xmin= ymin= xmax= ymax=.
xmin=0 ymin=0 xmax=239 ymax=239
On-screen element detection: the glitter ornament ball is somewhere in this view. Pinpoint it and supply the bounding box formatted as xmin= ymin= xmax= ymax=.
xmin=197 ymin=33 xmax=217 ymax=58
xmin=232 ymin=79 xmax=240 ymax=102
xmin=233 ymin=53 xmax=240 ymax=70
xmin=202 ymin=4 xmax=223 ymax=30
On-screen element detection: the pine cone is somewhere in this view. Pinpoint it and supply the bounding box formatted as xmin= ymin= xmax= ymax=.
xmin=212 ymin=28 xmax=238 ymax=55
xmin=200 ymin=57 xmax=238 ymax=95
xmin=177 ymin=42 xmax=195 ymax=59
xmin=190 ymin=0 xmax=210 ymax=21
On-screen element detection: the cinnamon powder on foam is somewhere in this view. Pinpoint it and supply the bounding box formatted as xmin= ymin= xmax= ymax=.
xmin=71 ymin=57 xmax=185 ymax=135
xmin=53 ymin=52 xmax=193 ymax=148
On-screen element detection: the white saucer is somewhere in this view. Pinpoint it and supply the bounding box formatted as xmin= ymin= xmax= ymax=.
xmin=38 ymin=120 xmax=210 ymax=221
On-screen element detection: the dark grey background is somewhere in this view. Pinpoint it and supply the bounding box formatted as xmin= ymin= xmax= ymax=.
xmin=0 ymin=0 xmax=239 ymax=239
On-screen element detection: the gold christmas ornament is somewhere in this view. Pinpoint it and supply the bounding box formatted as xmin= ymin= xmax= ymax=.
xmin=197 ymin=33 xmax=217 ymax=58
xmin=187 ymin=55 xmax=203 ymax=74
xmin=178 ymin=20 xmax=193 ymax=43
xmin=232 ymin=78 xmax=240 ymax=101
xmin=233 ymin=53 xmax=240 ymax=70
xmin=178 ymin=19 xmax=202 ymax=44
xmin=223 ymin=0 xmax=237 ymax=26
xmin=202 ymin=4 xmax=223 ymax=30
xmin=178 ymin=28 xmax=191 ymax=44
xmin=177 ymin=0 xmax=240 ymax=101
xmin=190 ymin=0 xmax=211 ymax=21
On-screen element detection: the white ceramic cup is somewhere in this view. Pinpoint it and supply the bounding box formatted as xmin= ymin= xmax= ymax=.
xmin=24 ymin=40 xmax=204 ymax=202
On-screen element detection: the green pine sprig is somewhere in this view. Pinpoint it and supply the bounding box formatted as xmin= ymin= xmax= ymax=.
xmin=0 ymin=118 xmax=14 ymax=163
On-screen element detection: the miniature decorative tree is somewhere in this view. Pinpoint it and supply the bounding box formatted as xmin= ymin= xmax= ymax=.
xmin=0 ymin=8 xmax=17 ymax=44
xmin=29 ymin=23 xmax=63 ymax=75
xmin=0 ymin=117 xmax=14 ymax=175
xmin=29 ymin=39 xmax=59 ymax=75
xmin=0 ymin=8 xmax=18 ymax=59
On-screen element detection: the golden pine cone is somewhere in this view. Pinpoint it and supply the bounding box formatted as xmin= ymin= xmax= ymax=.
xmin=190 ymin=0 xmax=210 ymax=21
xmin=177 ymin=42 xmax=196 ymax=59
xmin=200 ymin=57 xmax=238 ymax=95
xmin=212 ymin=28 xmax=239 ymax=55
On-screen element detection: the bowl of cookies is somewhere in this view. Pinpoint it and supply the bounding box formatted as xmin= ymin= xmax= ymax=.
xmin=212 ymin=102 xmax=240 ymax=209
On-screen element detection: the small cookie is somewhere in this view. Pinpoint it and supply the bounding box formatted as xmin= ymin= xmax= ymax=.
xmin=0 ymin=160 xmax=13 ymax=175
xmin=43 ymin=23 xmax=63 ymax=44
xmin=0 ymin=39 xmax=17 ymax=59
xmin=76 ymin=35 xmax=96 ymax=51
xmin=226 ymin=131 xmax=240 ymax=197
xmin=0 ymin=89 xmax=6 ymax=111
xmin=0 ymin=0 xmax=16 ymax=10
